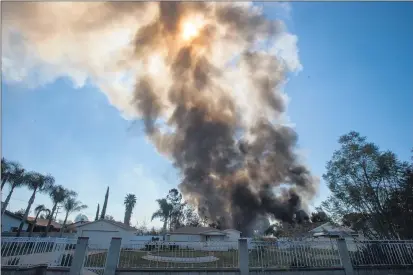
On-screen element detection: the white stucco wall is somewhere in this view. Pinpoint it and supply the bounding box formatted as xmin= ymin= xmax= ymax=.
xmin=1 ymin=214 xmax=29 ymax=232
xmin=169 ymin=234 xmax=202 ymax=242
xmin=224 ymin=230 xmax=241 ymax=241
xmin=76 ymin=220 xmax=135 ymax=247
xmin=205 ymin=235 xmax=225 ymax=242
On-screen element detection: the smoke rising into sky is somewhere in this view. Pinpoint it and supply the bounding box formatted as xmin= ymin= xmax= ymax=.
xmin=2 ymin=2 xmax=318 ymax=234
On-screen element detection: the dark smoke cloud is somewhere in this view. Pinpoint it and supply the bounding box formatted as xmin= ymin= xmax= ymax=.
xmin=130 ymin=2 xmax=318 ymax=235
xmin=2 ymin=2 xmax=317 ymax=235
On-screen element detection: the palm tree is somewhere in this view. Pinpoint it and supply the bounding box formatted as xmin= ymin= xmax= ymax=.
xmin=1 ymin=158 xmax=11 ymax=190
xmin=123 ymin=194 xmax=137 ymax=226
xmin=151 ymin=198 xmax=173 ymax=235
xmin=29 ymin=204 xmax=50 ymax=237
xmin=1 ymin=165 xmax=27 ymax=216
xmin=60 ymin=196 xmax=87 ymax=237
xmin=45 ymin=185 xmax=76 ymax=236
xmin=16 ymin=173 xmax=55 ymax=236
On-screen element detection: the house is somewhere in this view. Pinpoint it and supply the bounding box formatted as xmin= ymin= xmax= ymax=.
xmin=66 ymin=220 xmax=89 ymax=233
xmin=277 ymin=221 xmax=324 ymax=239
xmin=167 ymin=227 xmax=241 ymax=242
xmin=309 ymin=222 xmax=357 ymax=238
xmin=1 ymin=210 xmax=29 ymax=233
xmin=75 ymin=219 xmax=137 ymax=247
xmin=26 ymin=217 xmax=62 ymax=233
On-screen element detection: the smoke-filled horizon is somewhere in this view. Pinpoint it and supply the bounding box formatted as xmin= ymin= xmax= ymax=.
xmin=2 ymin=2 xmax=319 ymax=235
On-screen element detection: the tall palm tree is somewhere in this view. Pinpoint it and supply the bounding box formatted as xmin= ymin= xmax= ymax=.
xmin=29 ymin=205 xmax=50 ymax=237
xmin=16 ymin=173 xmax=55 ymax=236
xmin=1 ymin=165 xmax=27 ymax=216
xmin=60 ymin=196 xmax=87 ymax=237
xmin=123 ymin=194 xmax=137 ymax=226
xmin=45 ymin=185 xmax=76 ymax=236
xmin=1 ymin=158 xmax=11 ymax=190
xmin=151 ymin=198 xmax=173 ymax=235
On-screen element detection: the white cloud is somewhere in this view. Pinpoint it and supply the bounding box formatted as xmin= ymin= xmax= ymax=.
xmin=272 ymin=32 xmax=303 ymax=74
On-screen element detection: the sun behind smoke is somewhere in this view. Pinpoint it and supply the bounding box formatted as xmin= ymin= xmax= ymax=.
xmin=182 ymin=22 xmax=198 ymax=41
xmin=181 ymin=15 xmax=205 ymax=41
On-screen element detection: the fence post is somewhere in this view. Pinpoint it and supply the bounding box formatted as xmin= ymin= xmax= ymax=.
xmin=337 ymin=238 xmax=354 ymax=275
xmin=238 ymin=238 xmax=249 ymax=275
xmin=69 ymin=237 xmax=89 ymax=275
xmin=103 ymin=238 xmax=122 ymax=275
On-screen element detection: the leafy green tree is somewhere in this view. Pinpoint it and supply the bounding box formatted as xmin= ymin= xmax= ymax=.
xmin=264 ymin=224 xmax=284 ymax=237
xmin=1 ymin=165 xmax=27 ymax=216
xmin=104 ymin=214 xmax=114 ymax=221
xmin=60 ymin=196 xmax=87 ymax=237
xmin=321 ymin=131 xmax=411 ymax=239
xmin=382 ymin=161 xmax=413 ymax=239
xmin=45 ymin=185 xmax=76 ymax=236
xmin=14 ymin=208 xmax=25 ymax=217
xmin=16 ymin=173 xmax=55 ymax=236
xmin=166 ymin=189 xmax=185 ymax=230
xmin=310 ymin=207 xmax=329 ymax=223
xmin=123 ymin=194 xmax=137 ymax=226
xmin=75 ymin=213 xmax=89 ymax=222
xmin=183 ymin=204 xmax=201 ymax=227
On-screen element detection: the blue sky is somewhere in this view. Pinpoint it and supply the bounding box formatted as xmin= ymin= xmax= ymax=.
xmin=2 ymin=2 xmax=412 ymax=227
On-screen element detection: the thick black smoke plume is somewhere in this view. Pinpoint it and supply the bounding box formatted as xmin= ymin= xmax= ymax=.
xmin=130 ymin=2 xmax=318 ymax=235
xmin=3 ymin=2 xmax=318 ymax=235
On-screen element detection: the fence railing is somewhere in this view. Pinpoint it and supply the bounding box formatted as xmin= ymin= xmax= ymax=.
xmin=347 ymin=240 xmax=413 ymax=267
xmin=1 ymin=232 xmax=76 ymax=238
xmin=83 ymin=243 xmax=108 ymax=275
xmin=249 ymin=239 xmax=342 ymax=269
xmin=2 ymin=236 xmax=413 ymax=273
xmin=1 ymin=237 xmax=76 ymax=268
xmin=117 ymin=241 xmax=239 ymax=269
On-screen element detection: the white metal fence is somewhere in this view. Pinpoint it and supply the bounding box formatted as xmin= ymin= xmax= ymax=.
xmin=249 ymin=239 xmax=342 ymax=269
xmin=1 ymin=237 xmax=76 ymax=268
xmin=2 ymin=237 xmax=413 ymax=271
xmin=83 ymin=243 xmax=109 ymax=275
xmin=117 ymin=241 xmax=239 ymax=269
xmin=347 ymin=240 xmax=413 ymax=267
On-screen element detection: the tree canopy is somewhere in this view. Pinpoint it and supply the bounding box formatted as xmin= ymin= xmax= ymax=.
xmin=321 ymin=131 xmax=412 ymax=239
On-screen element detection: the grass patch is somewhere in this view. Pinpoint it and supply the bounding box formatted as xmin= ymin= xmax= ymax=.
xmin=249 ymin=247 xmax=341 ymax=268
xmin=88 ymin=249 xmax=239 ymax=269
xmin=153 ymin=250 xmax=211 ymax=258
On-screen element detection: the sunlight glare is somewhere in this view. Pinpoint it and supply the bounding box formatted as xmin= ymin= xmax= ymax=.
xmin=181 ymin=15 xmax=205 ymax=42
xmin=182 ymin=22 xmax=199 ymax=41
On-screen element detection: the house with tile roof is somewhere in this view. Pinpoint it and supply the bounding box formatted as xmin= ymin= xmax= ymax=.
xmin=167 ymin=226 xmax=241 ymax=242
xmin=74 ymin=219 xmax=138 ymax=248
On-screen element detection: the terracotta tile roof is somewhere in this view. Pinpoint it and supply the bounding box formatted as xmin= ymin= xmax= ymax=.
xmin=27 ymin=217 xmax=62 ymax=229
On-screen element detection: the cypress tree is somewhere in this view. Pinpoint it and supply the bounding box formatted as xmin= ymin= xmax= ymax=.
xmin=95 ymin=203 xmax=100 ymax=221
xmin=100 ymin=187 xmax=109 ymax=219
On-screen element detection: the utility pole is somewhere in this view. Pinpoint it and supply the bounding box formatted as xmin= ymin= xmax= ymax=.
xmin=54 ymin=205 xmax=61 ymax=220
